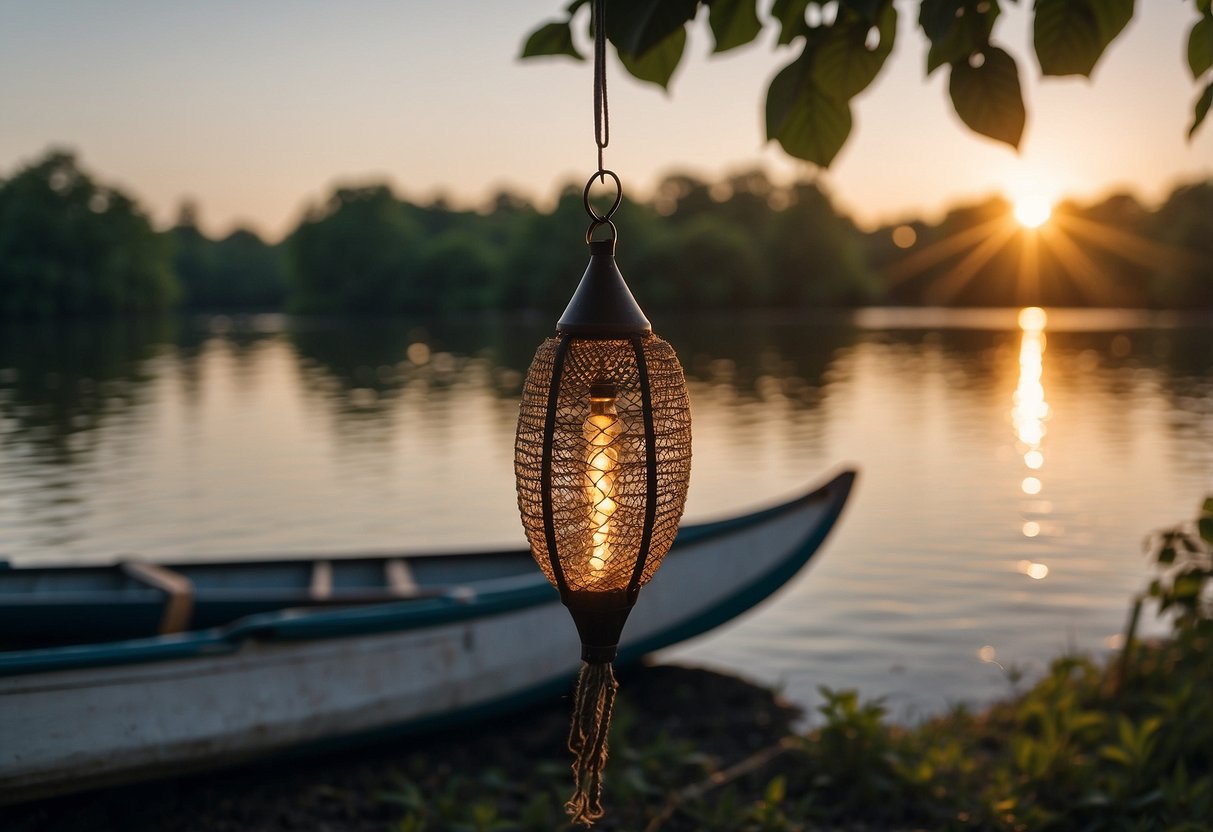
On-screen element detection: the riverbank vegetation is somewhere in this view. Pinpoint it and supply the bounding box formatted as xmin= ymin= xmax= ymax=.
xmin=7 ymin=497 xmax=1210 ymax=831
xmin=2 ymin=149 xmax=1212 ymax=319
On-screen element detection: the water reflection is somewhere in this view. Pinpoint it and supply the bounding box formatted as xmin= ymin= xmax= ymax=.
xmin=2 ymin=310 xmax=1212 ymax=718
xmin=1013 ymin=307 xmax=1049 ymax=455
xmin=1013 ymin=308 xmax=1052 ymax=561
xmin=0 ymin=318 xmax=174 ymax=464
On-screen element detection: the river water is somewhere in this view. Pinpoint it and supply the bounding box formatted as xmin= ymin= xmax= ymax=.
xmin=1 ymin=309 xmax=1210 ymax=718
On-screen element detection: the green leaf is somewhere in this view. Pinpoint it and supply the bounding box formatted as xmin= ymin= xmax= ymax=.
xmin=1190 ymin=15 xmax=1213 ymax=79
xmin=764 ymin=774 xmax=787 ymax=804
xmin=617 ymin=26 xmax=687 ymax=89
xmin=1173 ymin=572 xmax=1203 ymax=600
xmin=520 ymin=20 xmax=584 ymax=60
xmin=1202 ymin=496 xmax=1213 ymax=516
xmin=813 ymin=4 xmax=898 ymax=98
xmin=840 ymin=0 xmax=887 ymax=22
xmin=1192 ymin=80 xmax=1213 ymax=139
xmin=1100 ymin=744 xmax=1133 ymax=766
xmin=708 ymin=0 xmax=762 ymax=53
xmin=607 ymin=0 xmax=699 ymax=58
xmin=766 ymin=49 xmax=853 ymax=166
xmin=1091 ymin=0 xmax=1134 ymax=46
xmin=1034 ymin=0 xmax=1132 ymax=78
xmin=948 ymin=47 xmax=1025 ymax=148
xmin=770 ymin=0 xmax=811 ymax=45
xmin=925 ymin=1 xmax=1001 ymax=75
xmin=1199 ymin=515 xmax=1213 ymax=544
xmin=919 ymin=0 xmax=965 ymax=42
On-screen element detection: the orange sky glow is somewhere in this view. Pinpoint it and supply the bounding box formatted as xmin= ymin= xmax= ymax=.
xmin=1 ymin=1 xmax=1209 ymax=240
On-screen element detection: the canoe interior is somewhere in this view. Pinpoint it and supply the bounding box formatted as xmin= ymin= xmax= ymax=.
xmin=0 ymin=472 xmax=856 ymax=652
xmin=0 ymin=551 xmax=538 ymax=648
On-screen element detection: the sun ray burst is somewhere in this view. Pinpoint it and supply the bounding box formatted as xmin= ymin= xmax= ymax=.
xmin=1051 ymin=213 xmax=1194 ymax=273
xmin=923 ymin=223 xmax=1018 ymax=305
xmin=1035 ymin=226 xmax=1112 ymax=305
xmin=886 ymin=217 xmax=1006 ymax=287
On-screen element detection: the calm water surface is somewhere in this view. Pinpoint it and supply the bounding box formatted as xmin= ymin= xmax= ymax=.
xmin=1 ymin=309 xmax=1211 ymax=718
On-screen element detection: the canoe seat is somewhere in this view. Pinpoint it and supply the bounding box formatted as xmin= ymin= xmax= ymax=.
xmin=385 ymin=559 xmax=418 ymax=596
xmin=120 ymin=562 xmax=195 ymax=635
xmin=310 ymin=560 xmax=332 ymax=600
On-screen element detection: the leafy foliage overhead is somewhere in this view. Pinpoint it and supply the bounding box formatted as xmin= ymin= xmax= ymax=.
xmin=521 ymin=0 xmax=1212 ymax=166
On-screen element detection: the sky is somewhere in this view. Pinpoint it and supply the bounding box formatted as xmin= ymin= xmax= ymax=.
xmin=1 ymin=0 xmax=1210 ymax=240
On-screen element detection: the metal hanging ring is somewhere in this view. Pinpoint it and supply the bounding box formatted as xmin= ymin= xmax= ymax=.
xmin=585 ymin=218 xmax=617 ymax=244
xmin=582 ymin=169 xmax=622 ymax=224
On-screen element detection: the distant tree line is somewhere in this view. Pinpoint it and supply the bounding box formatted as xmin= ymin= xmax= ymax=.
xmin=1 ymin=149 xmax=1210 ymax=319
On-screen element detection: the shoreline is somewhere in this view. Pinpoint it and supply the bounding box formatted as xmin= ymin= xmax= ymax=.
xmin=3 ymin=663 xmax=799 ymax=832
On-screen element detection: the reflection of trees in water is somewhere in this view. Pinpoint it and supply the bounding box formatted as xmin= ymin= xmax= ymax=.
xmin=285 ymin=318 xmax=531 ymax=451
xmin=172 ymin=315 xmax=283 ymax=407
xmin=0 ymin=314 xmax=292 ymax=466
xmin=275 ymin=313 xmax=1213 ymax=475
xmin=0 ymin=318 xmax=176 ymax=549
xmin=285 ymin=313 xmax=860 ymax=413
xmin=0 ymin=318 xmax=176 ymax=465
xmin=662 ymin=313 xmax=851 ymax=393
xmin=1051 ymin=326 xmax=1213 ymax=478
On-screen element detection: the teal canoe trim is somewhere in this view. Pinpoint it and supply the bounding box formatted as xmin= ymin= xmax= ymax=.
xmin=0 ymin=632 xmax=239 ymax=677
xmin=0 ymin=471 xmax=854 ymax=679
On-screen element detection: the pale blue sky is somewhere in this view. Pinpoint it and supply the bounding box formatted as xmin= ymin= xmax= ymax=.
xmin=1 ymin=0 xmax=1209 ymax=239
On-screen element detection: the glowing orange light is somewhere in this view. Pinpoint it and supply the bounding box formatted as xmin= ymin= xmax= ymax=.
xmin=1017 ymin=558 xmax=1048 ymax=578
xmin=1013 ymin=195 xmax=1052 ymax=229
xmin=892 ymin=225 xmax=917 ymax=248
xmin=584 ymin=385 xmax=623 ymax=578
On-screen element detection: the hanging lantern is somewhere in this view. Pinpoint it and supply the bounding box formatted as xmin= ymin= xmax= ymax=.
xmin=514 ymin=170 xmax=692 ymax=825
xmin=515 ymin=3 xmax=691 ymax=821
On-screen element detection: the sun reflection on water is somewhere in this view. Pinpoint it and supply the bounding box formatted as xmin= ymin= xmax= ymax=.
xmin=1014 ymin=307 xmax=1051 ymax=574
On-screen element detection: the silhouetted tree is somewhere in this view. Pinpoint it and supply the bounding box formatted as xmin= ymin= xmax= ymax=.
xmin=0 ymin=151 xmax=176 ymax=318
xmin=288 ymin=185 xmax=420 ymax=314
xmin=170 ymin=200 xmax=215 ymax=306
xmin=416 ymin=230 xmax=501 ymax=313
xmin=767 ymin=183 xmax=874 ymax=305
xmin=1149 ymin=182 xmax=1213 ymax=307
xmin=169 ymin=202 xmax=287 ymax=309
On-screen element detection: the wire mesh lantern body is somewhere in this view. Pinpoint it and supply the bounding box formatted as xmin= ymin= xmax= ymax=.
xmin=514 ymin=236 xmax=691 ymax=823
xmin=516 ymin=332 xmax=692 ymax=623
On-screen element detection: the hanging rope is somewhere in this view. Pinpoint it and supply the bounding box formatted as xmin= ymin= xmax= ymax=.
xmin=592 ymin=0 xmax=609 ymax=182
xmin=565 ymin=661 xmax=619 ymax=825
xmin=584 ymin=0 xmax=619 ymax=243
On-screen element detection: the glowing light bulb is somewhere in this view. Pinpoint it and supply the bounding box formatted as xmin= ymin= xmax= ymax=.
xmin=584 ymin=382 xmax=623 ymax=579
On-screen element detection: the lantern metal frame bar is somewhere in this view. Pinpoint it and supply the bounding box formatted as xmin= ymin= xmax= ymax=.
xmin=626 ymin=335 xmax=659 ymax=600
xmin=538 ymin=333 xmax=572 ymax=597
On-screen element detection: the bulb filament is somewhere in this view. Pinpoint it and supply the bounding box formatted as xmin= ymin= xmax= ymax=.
xmin=584 ymin=382 xmax=621 ymax=579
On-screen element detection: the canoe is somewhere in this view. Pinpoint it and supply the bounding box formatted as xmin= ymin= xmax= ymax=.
xmin=0 ymin=469 xmax=855 ymax=805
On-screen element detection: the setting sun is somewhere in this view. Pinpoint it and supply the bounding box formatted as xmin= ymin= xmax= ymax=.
xmin=1014 ymin=195 xmax=1053 ymax=229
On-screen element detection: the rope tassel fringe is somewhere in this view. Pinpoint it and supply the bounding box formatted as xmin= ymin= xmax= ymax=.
xmin=565 ymin=661 xmax=618 ymax=826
